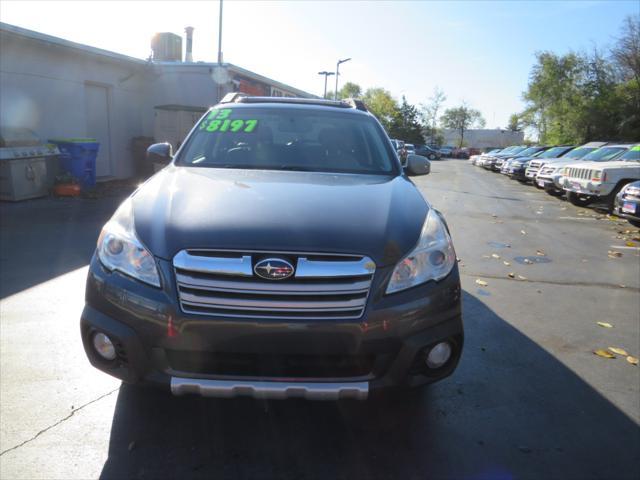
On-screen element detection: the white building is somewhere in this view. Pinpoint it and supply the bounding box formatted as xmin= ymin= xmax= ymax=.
xmin=0 ymin=22 xmax=315 ymax=180
xmin=442 ymin=129 xmax=524 ymax=149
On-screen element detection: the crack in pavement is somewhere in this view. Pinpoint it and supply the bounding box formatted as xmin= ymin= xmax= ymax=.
xmin=0 ymin=387 xmax=120 ymax=456
xmin=461 ymin=272 xmax=640 ymax=292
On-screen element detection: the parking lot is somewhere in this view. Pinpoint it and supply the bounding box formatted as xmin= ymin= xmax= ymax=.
xmin=1 ymin=158 xmax=638 ymax=479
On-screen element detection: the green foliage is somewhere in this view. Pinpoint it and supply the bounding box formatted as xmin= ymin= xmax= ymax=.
xmin=521 ymin=15 xmax=640 ymax=143
xmin=441 ymin=104 xmax=486 ymax=147
xmin=328 ymin=84 xmax=428 ymax=143
xmin=508 ymin=114 xmax=521 ymax=131
xmin=389 ymin=96 xmax=424 ymax=144
xmin=338 ymin=82 xmax=362 ymax=99
xmin=362 ymin=87 xmax=401 ymax=132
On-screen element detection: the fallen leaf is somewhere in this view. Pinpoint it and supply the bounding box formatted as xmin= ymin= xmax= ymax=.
xmin=536 ymin=249 xmax=545 ymax=256
xmin=475 ymin=279 xmax=488 ymax=287
xmin=594 ymin=349 xmax=615 ymax=359
xmin=608 ymin=250 xmax=623 ymax=258
xmin=491 ymin=213 xmax=498 ymax=218
xmin=619 ymin=284 xmax=626 ymax=289
xmin=626 ymin=241 xmax=636 ymax=247
xmin=608 ymin=347 xmax=629 ymax=356
xmin=482 ymin=255 xmax=490 ymax=259
xmin=597 ymin=322 xmax=613 ymax=328
xmin=626 ymin=356 xmax=638 ymax=365
xmin=517 ymin=275 xmax=527 ymax=280
xmin=520 ymin=230 xmax=527 ymax=235
xmin=508 ymin=273 xmax=515 ymax=278
xmin=456 ymin=257 xmax=461 ymax=262
xmin=503 ymin=261 xmax=511 ymax=266
xmin=491 ymin=253 xmax=500 ymax=259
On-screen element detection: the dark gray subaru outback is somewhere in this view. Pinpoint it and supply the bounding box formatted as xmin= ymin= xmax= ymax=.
xmin=81 ymin=94 xmax=463 ymax=400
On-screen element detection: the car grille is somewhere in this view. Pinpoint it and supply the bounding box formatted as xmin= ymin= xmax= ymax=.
xmin=173 ymin=250 xmax=376 ymax=320
xmin=567 ymin=167 xmax=593 ymax=181
xmin=529 ymin=160 xmax=543 ymax=169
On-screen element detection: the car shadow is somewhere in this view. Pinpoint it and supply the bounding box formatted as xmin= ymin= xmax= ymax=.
xmin=0 ymin=189 xmax=132 ymax=298
xmin=99 ymin=291 xmax=639 ymax=479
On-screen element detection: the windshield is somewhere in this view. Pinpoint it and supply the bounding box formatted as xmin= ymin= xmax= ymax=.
xmin=177 ymin=106 xmax=397 ymax=174
xmin=563 ymin=146 xmax=596 ymax=159
xmin=619 ymin=146 xmax=640 ymax=162
xmin=538 ymin=146 xmax=572 ymax=158
xmin=508 ymin=146 xmax=527 ymax=154
xmin=581 ymin=147 xmax=627 ymax=162
xmin=517 ymin=147 xmax=542 ymax=157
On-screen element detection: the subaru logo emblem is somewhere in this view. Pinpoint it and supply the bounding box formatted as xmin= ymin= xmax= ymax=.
xmin=254 ymin=258 xmax=294 ymax=280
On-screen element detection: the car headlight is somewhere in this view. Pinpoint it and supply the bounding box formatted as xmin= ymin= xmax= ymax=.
xmin=386 ymin=209 xmax=456 ymax=294
xmin=97 ymin=198 xmax=161 ymax=287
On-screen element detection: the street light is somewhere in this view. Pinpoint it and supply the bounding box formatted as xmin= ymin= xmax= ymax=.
xmin=318 ymin=71 xmax=335 ymax=99
xmin=334 ymin=57 xmax=351 ymax=100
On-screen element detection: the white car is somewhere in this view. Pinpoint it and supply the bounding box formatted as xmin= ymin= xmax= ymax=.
xmin=535 ymin=142 xmax=608 ymax=195
xmin=562 ymin=144 xmax=639 ymax=209
xmin=524 ymin=145 xmax=575 ymax=184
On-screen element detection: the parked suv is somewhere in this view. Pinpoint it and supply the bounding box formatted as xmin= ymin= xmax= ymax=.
xmin=562 ymin=144 xmax=636 ymax=208
xmin=524 ymin=145 xmax=575 ymax=185
xmin=80 ymin=95 xmax=463 ymax=401
xmin=535 ymin=142 xmax=608 ymax=195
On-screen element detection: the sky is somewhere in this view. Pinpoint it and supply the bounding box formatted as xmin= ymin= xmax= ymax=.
xmin=1 ymin=0 xmax=638 ymax=128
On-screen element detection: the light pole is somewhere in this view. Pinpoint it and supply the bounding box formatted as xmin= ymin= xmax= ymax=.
xmin=318 ymin=71 xmax=335 ymax=99
xmin=217 ymin=0 xmax=223 ymax=64
xmin=334 ymin=58 xmax=351 ymax=100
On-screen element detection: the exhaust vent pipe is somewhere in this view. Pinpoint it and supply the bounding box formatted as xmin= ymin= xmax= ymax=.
xmin=185 ymin=26 xmax=194 ymax=62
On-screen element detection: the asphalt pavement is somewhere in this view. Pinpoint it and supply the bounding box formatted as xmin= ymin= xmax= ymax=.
xmin=1 ymin=159 xmax=638 ymax=479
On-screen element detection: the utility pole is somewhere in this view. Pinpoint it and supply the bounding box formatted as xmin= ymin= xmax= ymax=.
xmin=318 ymin=71 xmax=335 ymax=99
xmin=217 ymin=0 xmax=223 ymax=64
xmin=334 ymin=58 xmax=351 ymax=100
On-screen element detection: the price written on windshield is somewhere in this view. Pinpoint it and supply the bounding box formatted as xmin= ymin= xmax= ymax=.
xmin=200 ymin=109 xmax=258 ymax=133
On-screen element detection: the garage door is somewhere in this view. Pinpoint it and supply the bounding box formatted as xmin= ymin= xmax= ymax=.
xmin=85 ymin=84 xmax=112 ymax=177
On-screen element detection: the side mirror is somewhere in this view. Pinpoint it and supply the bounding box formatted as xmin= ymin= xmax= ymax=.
xmin=147 ymin=142 xmax=173 ymax=162
xmin=146 ymin=143 xmax=173 ymax=173
xmin=406 ymin=154 xmax=430 ymax=176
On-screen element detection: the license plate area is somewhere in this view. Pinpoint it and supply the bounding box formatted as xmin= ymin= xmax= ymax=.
xmin=622 ymin=202 xmax=636 ymax=214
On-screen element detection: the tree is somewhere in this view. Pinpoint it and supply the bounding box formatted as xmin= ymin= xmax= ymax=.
xmin=440 ymin=104 xmax=486 ymax=147
xmin=612 ymin=15 xmax=640 ymax=140
xmin=389 ymin=96 xmax=425 ymax=144
xmin=362 ymin=87 xmax=400 ymax=132
xmin=339 ymin=82 xmax=362 ymax=99
xmin=421 ymin=87 xmax=447 ymax=145
xmin=508 ymin=114 xmax=521 ymax=131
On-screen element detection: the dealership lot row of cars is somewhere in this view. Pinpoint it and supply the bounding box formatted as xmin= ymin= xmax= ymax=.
xmin=469 ymin=143 xmax=640 ymax=227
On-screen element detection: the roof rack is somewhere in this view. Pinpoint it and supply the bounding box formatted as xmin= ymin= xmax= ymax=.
xmin=219 ymin=93 xmax=368 ymax=112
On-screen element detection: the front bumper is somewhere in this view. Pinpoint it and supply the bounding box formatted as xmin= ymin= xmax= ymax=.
xmin=614 ymin=195 xmax=640 ymax=222
xmin=508 ymin=166 xmax=527 ymax=180
xmin=81 ymin=255 xmax=463 ymax=399
xmin=563 ymin=179 xmax=611 ymax=197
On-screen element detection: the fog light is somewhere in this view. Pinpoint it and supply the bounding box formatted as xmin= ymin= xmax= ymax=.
xmin=92 ymin=332 xmax=116 ymax=361
xmin=425 ymin=342 xmax=452 ymax=369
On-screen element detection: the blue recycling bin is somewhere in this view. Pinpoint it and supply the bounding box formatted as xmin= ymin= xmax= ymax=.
xmin=48 ymin=138 xmax=100 ymax=188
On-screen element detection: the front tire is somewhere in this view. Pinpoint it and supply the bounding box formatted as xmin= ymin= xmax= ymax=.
xmin=567 ymin=191 xmax=594 ymax=207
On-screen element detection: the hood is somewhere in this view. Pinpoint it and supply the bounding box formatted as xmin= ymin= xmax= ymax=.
xmin=543 ymin=158 xmax=582 ymax=167
xmin=563 ymin=160 xmax=635 ymax=170
xmin=597 ymin=161 xmax=640 ymax=171
xmin=131 ymin=166 xmax=428 ymax=266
